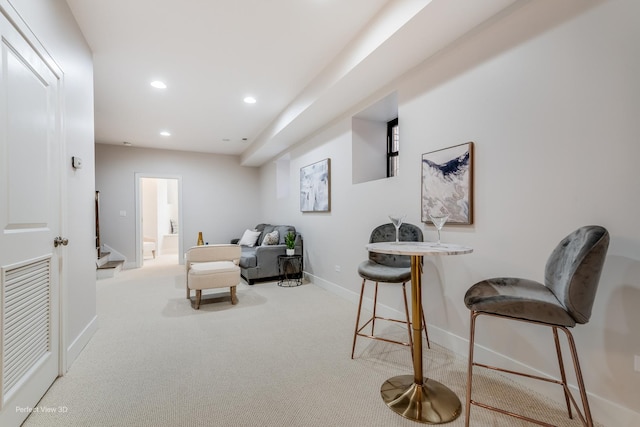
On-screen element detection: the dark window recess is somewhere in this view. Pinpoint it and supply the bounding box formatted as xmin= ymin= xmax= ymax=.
xmin=387 ymin=118 xmax=399 ymax=177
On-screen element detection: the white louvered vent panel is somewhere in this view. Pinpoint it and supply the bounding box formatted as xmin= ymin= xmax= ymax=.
xmin=2 ymin=258 xmax=51 ymax=396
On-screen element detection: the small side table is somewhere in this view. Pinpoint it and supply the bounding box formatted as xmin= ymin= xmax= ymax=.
xmin=277 ymin=255 xmax=303 ymax=287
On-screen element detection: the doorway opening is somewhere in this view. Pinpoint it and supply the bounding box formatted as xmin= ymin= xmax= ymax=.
xmin=135 ymin=174 xmax=183 ymax=267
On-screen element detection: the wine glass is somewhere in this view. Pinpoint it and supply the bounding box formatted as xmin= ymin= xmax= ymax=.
xmin=428 ymin=206 xmax=450 ymax=245
xmin=388 ymin=214 xmax=406 ymax=243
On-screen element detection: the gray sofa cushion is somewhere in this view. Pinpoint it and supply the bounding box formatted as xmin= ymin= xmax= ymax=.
xmin=274 ymin=225 xmax=295 ymax=244
xmin=254 ymin=223 xmax=270 ymax=246
xmin=239 ymin=247 xmax=257 ymax=268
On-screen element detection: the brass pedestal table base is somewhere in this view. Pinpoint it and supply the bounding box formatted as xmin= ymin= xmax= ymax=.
xmin=366 ymin=242 xmax=473 ymax=425
xmin=381 ymin=375 xmax=461 ymax=424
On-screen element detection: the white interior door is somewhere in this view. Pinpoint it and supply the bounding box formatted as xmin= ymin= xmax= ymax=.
xmin=0 ymin=10 xmax=62 ymax=427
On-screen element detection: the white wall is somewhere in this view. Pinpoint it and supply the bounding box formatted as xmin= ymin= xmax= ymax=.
xmin=95 ymin=144 xmax=261 ymax=264
xmin=7 ymin=0 xmax=97 ymax=368
xmin=141 ymin=178 xmax=158 ymax=241
xmin=352 ymin=117 xmax=387 ymax=184
xmin=259 ymin=0 xmax=640 ymax=424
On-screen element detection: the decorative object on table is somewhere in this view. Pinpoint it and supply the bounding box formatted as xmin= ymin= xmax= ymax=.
xmin=388 ymin=214 xmax=406 ymax=244
xmin=277 ymin=254 xmax=303 ymax=287
xmin=421 ymin=141 xmax=473 ymax=224
xmin=463 ymin=225 xmax=609 ymax=427
xmin=285 ymin=231 xmax=296 ymax=256
xmin=197 ymin=231 xmax=204 ymax=246
xmin=300 ymin=158 xmax=331 ymax=212
xmin=428 ymin=205 xmax=450 ymax=245
xmin=352 ymin=223 xmax=429 ymax=360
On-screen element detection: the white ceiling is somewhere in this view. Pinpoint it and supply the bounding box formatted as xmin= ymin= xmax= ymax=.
xmin=65 ymin=0 xmax=520 ymax=166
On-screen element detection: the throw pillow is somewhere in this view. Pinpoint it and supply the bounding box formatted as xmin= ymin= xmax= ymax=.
xmin=261 ymin=230 xmax=279 ymax=246
xmin=238 ymin=229 xmax=261 ymax=247
xmin=258 ymin=225 xmax=275 ymax=246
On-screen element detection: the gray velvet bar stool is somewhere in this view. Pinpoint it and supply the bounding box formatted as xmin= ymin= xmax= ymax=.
xmin=463 ymin=225 xmax=609 ymax=427
xmin=351 ymin=223 xmax=430 ymax=359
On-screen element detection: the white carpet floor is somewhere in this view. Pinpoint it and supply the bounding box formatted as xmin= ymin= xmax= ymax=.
xmin=23 ymin=255 xmax=603 ymax=426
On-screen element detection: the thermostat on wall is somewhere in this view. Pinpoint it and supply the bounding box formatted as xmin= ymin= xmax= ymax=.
xmin=72 ymin=156 xmax=83 ymax=169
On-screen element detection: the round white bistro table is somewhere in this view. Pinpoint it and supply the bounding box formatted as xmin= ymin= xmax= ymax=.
xmin=365 ymin=241 xmax=473 ymax=424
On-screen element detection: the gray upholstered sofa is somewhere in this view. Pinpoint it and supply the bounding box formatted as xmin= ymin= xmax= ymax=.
xmin=231 ymin=224 xmax=303 ymax=285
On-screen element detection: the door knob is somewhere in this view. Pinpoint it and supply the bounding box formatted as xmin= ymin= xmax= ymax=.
xmin=54 ymin=236 xmax=69 ymax=247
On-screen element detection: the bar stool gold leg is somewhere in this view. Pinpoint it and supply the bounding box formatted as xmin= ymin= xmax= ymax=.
xmin=553 ymin=327 xmax=572 ymax=418
xmin=351 ymin=279 xmax=367 ymax=359
xmin=353 ymin=276 xmax=432 ymax=359
xmin=372 ymin=282 xmax=379 ymax=336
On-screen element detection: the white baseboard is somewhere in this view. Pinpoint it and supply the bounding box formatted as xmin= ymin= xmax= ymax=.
xmin=306 ymin=273 xmax=640 ymax=427
xmin=65 ymin=315 xmax=97 ymax=372
xmin=307 ymin=272 xmax=406 ymax=319
xmin=307 ymin=272 xmax=359 ymax=303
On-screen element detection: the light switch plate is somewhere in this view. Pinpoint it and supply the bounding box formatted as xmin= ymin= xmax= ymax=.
xmin=72 ymin=156 xmax=83 ymax=169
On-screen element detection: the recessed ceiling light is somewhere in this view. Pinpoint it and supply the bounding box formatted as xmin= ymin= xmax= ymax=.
xmin=150 ymin=80 xmax=167 ymax=89
xmin=160 ymin=131 xmax=171 ymax=136
xmin=244 ymin=96 xmax=256 ymax=104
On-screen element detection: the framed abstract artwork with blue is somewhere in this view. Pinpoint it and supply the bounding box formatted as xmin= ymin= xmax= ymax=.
xmin=421 ymin=142 xmax=474 ymax=224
